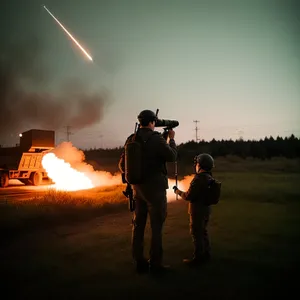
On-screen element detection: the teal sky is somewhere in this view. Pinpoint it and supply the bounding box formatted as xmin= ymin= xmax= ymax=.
xmin=1 ymin=0 xmax=299 ymax=148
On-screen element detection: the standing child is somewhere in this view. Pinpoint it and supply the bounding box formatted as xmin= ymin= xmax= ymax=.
xmin=173 ymin=153 xmax=221 ymax=267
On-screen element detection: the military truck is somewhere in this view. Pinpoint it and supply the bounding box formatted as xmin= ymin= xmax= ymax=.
xmin=0 ymin=129 xmax=55 ymax=188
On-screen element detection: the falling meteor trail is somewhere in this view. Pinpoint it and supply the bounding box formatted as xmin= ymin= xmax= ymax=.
xmin=43 ymin=5 xmax=93 ymax=61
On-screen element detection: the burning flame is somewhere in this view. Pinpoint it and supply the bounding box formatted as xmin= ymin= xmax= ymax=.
xmin=42 ymin=142 xmax=121 ymax=191
xmin=42 ymin=153 xmax=94 ymax=191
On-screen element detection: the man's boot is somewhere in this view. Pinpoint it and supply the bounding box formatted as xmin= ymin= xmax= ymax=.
xmin=183 ymin=252 xmax=211 ymax=267
xmin=135 ymin=259 xmax=149 ymax=274
xmin=148 ymin=261 xmax=171 ymax=275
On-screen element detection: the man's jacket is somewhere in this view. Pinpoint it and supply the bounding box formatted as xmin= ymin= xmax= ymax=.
xmin=119 ymin=128 xmax=177 ymax=189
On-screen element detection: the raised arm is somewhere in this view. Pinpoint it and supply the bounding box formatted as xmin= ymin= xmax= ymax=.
xmin=155 ymin=129 xmax=177 ymax=162
xmin=174 ymin=175 xmax=207 ymax=202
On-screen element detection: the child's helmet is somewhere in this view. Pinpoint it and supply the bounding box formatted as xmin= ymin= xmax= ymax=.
xmin=194 ymin=153 xmax=215 ymax=171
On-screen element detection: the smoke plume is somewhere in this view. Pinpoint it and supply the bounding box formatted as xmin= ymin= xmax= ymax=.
xmin=49 ymin=141 xmax=122 ymax=188
xmin=0 ymin=38 xmax=110 ymax=145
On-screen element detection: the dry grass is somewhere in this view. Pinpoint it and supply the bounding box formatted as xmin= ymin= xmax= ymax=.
xmin=0 ymin=185 xmax=128 ymax=240
xmin=30 ymin=185 xmax=126 ymax=205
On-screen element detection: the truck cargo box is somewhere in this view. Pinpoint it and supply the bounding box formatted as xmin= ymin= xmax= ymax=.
xmin=18 ymin=152 xmax=45 ymax=170
xmin=20 ymin=129 xmax=55 ymax=152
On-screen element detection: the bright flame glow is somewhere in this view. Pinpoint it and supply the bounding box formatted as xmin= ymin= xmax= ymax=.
xmin=42 ymin=153 xmax=94 ymax=191
xmin=167 ymin=175 xmax=194 ymax=202
xmin=41 ymin=142 xmax=122 ymax=191
xmin=44 ymin=6 xmax=93 ymax=61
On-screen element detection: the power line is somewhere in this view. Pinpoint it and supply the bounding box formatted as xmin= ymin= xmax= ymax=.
xmin=193 ymin=120 xmax=200 ymax=142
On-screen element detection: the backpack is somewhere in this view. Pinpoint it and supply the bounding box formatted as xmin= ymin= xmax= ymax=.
xmin=203 ymin=175 xmax=222 ymax=205
xmin=124 ymin=131 xmax=155 ymax=184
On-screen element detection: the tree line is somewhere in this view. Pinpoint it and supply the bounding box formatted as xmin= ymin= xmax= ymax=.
xmin=84 ymin=134 xmax=300 ymax=163
xmin=175 ymin=134 xmax=300 ymax=164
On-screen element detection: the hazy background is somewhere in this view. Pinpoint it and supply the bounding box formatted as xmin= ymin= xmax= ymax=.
xmin=1 ymin=0 xmax=299 ymax=149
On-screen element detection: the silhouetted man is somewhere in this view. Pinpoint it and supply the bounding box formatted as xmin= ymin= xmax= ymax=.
xmin=119 ymin=109 xmax=177 ymax=274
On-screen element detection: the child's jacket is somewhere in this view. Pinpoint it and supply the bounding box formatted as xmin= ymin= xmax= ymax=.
xmin=185 ymin=172 xmax=212 ymax=214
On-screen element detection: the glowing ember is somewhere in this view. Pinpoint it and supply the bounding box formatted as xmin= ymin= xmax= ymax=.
xmin=42 ymin=153 xmax=94 ymax=191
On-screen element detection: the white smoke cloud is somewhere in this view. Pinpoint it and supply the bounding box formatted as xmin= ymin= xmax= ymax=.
xmin=49 ymin=142 xmax=122 ymax=188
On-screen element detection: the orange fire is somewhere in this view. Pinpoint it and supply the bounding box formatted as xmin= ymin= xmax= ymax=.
xmin=41 ymin=142 xmax=121 ymax=191
xmin=167 ymin=175 xmax=193 ymax=202
xmin=42 ymin=153 xmax=94 ymax=191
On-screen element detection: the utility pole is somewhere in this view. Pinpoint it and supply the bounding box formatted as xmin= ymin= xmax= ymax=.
xmin=65 ymin=125 xmax=73 ymax=142
xmin=193 ymin=120 xmax=200 ymax=142
xmin=237 ymin=129 xmax=244 ymax=141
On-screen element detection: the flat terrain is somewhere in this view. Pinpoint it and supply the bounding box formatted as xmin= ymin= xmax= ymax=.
xmin=0 ymin=158 xmax=300 ymax=299
xmin=0 ymin=180 xmax=51 ymax=200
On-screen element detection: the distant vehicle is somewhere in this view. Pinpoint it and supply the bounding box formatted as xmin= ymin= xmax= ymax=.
xmin=0 ymin=129 xmax=55 ymax=188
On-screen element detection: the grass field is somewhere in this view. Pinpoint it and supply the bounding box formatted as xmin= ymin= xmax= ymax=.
xmin=1 ymin=157 xmax=300 ymax=299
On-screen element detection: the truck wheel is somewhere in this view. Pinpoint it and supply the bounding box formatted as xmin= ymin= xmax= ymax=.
xmin=30 ymin=172 xmax=42 ymax=186
xmin=0 ymin=173 xmax=9 ymax=188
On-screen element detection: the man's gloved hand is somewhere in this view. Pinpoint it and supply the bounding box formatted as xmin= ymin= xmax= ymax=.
xmin=173 ymin=186 xmax=179 ymax=194
xmin=168 ymin=129 xmax=175 ymax=140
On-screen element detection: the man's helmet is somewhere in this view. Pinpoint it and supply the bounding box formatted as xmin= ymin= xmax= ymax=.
xmin=137 ymin=110 xmax=157 ymax=123
xmin=194 ymin=153 xmax=214 ymax=171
